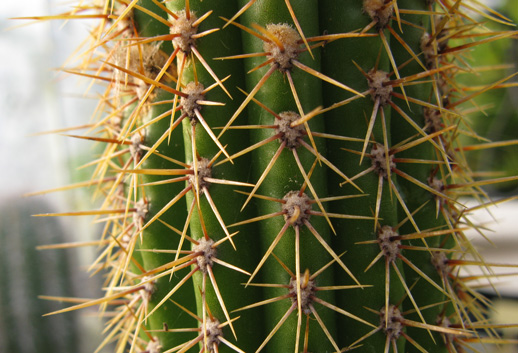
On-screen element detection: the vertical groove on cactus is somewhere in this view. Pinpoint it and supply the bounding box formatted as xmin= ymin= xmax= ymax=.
xmin=19 ymin=0 xmax=518 ymax=352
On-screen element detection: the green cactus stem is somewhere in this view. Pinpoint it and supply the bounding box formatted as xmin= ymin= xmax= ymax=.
xmin=22 ymin=0 xmax=518 ymax=352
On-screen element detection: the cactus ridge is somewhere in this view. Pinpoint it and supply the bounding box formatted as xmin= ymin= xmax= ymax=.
xmin=21 ymin=0 xmax=518 ymax=352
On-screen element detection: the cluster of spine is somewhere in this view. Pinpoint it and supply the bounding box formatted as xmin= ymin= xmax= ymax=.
xmin=29 ymin=0 xmax=518 ymax=352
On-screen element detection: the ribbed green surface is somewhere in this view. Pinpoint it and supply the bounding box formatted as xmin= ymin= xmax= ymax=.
xmin=25 ymin=1 xmax=518 ymax=352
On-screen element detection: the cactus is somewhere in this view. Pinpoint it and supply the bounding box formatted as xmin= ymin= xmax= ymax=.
xmin=22 ymin=0 xmax=518 ymax=352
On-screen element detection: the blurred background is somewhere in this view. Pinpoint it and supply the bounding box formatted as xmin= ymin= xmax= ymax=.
xmin=2 ymin=1 xmax=109 ymax=352
xmin=0 ymin=0 xmax=517 ymax=352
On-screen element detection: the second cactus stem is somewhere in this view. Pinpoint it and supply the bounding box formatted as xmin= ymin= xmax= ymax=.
xmin=36 ymin=0 xmax=518 ymax=352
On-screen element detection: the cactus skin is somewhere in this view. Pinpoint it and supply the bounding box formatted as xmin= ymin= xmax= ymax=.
xmin=26 ymin=0 xmax=518 ymax=352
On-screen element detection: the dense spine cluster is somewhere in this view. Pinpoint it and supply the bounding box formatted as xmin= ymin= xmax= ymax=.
xmin=25 ymin=0 xmax=518 ymax=352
